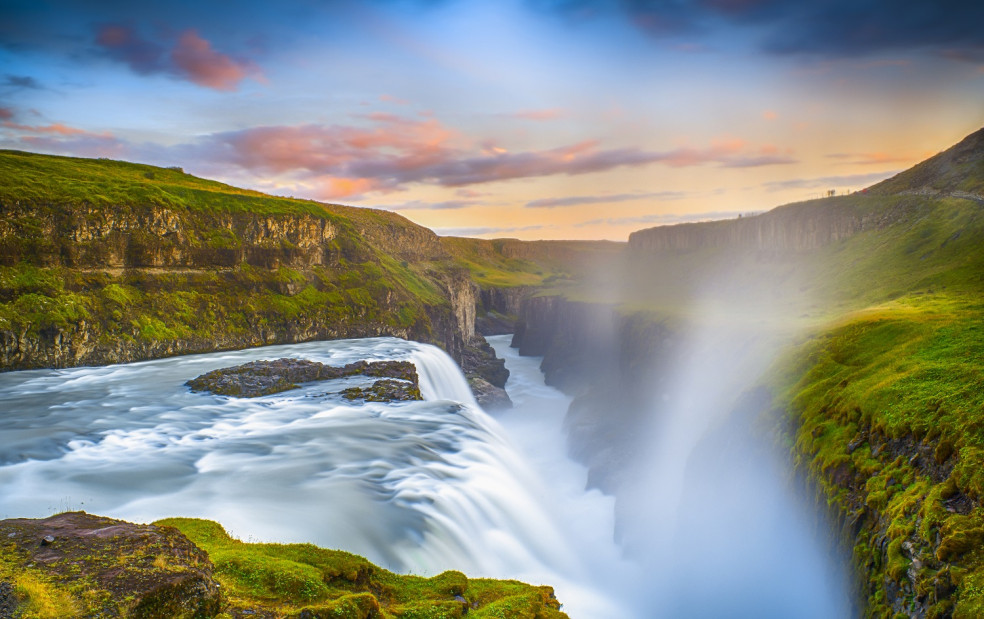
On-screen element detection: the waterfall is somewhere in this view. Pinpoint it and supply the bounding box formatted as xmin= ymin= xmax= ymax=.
xmin=409 ymin=343 xmax=478 ymax=406
xmin=0 ymin=337 xmax=628 ymax=617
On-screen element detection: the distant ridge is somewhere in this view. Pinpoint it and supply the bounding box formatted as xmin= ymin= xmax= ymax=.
xmin=869 ymin=126 xmax=984 ymax=198
xmin=629 ymin=126 xmax=984 ymax=253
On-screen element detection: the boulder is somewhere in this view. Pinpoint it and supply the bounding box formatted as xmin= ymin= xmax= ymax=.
xmin=0 ymin=512 xmax=221 ymax=618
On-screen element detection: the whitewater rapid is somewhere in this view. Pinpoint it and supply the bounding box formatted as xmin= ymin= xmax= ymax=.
xmin=0 ymin=336 xmax=630 ymax=617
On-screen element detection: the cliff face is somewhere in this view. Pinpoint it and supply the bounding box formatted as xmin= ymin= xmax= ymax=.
xmin=0 ymin=200 xmax=454 ymax=270
xmin=510 ymin=294 xmax=679 ymax=492
xmin=0 ymin=160 xmax=478 ymax=371
xmin=628 ymin=197 xmax=897 ymax=253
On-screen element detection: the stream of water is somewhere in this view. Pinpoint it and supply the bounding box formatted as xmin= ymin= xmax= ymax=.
xmin=0 ymin=334 xmax=850 ymax=617
xmin=0 ymin=336 xmax=628 ymax=617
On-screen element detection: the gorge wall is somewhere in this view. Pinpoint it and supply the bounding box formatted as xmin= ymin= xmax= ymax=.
xmin=0 ymin=199 xmax=478 ymax=371
xmin=627 ymin=195 xmax=899 ymax=253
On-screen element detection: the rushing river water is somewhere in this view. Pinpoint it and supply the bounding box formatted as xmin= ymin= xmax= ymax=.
xmin=0 ymin=334 xmax=850 ymax=617
xmin=0 ymin=336 xmax=630 ymax=617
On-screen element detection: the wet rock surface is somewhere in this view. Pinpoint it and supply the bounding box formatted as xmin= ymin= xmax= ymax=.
xmin=342 ymin=378 xmax=422 ymax=402
xmin=460 ymin=336 xmax=512 ymax=410
xmin=467 ymin=377 xmax=512 ymax=411
xmin=187 ymin=357 xmax=420 ymax=399
xmin=461 ymin=336 xmax=509 ymax=388
xmin=0 ymin=512 xmax=221 ymax=619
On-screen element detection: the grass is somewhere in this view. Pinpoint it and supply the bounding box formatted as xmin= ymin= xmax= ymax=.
xmin=500 ymin=162 xmax=984 ymax=616
xmin=0 ymin=149 xmax=336 ymax=216
xmin=0 ymin=564 xmax=79 ymax=619
xmin=439 ymin=236 xmax=623 ymax=290
xmin=770 ymin=293 xmax=984 ymax=618
xmin=156 ymin=518 xmax=567 ymax=619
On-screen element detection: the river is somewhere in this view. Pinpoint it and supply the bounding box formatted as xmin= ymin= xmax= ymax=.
xmin=0 ymin=336 xmax=629 ymax=617
xmin=0 ymin=334 xmax=850 ymax=617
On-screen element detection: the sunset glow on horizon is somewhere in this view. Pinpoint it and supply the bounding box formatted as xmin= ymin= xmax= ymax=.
xmin=2 ymin=0 xmax=982 ymax=240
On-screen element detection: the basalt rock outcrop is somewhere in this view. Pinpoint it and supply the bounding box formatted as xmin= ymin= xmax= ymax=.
xmin=628 ymin=198 xmax=887 ymax=254
xmin=460 ymin=336 xmax=512 ymax=410
xmin=511 ymin=294 xmax=679 ymax=492
xmin=0 ymin=512 xmax=221 ymax=618
xmin=341 ymin=378 xmax=423 ymax=402
xmin=187 ymin=358 xmax=421 ymax=401
xmin=0 ymin=151 xmax=481 ymax=374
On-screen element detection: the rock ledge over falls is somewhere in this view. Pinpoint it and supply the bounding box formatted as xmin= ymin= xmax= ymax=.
xmin=187 ymin=358 xmax=422 ymax=401
xmin=0 ymin=512 xmax=221 ymax=618
xmin=0 ymin=512 xmax=570 ymax=619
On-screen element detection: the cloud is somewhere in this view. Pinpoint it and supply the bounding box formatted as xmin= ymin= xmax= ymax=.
xmin=374 ymin=199 xmax=481 ymax=211
xmin=0 ymin=116 xmax=124 ymax=158
xmin=759 ymin=1 xmax=984 ymax=58
xmin=171 ymin=30 xmax=262 ymax=91
xmin=762 ymin=110 xmax=777 ymax=120
xmin=825 ymin=152 xmax=917 ymax=166
xmin=193 ymin=116 xmax=797 ymax=199
xmin=762 ymin=171 xmax=899 ymax=192
xmin=574 ymin=210 xmax=754 ymax=228
xmin=95 ymin=24 xmax=262 ymax=91
xmin=95 ymin=24 xmax=168 ymax=74
xmin=721 ymin=154 xmax=797 ymax=167
xmin=433 ymin=224 xmax=547 ymax=237
xmin=2 ymin=121 xmax=110 ymax=137
xmin=511 ymin=108 xmax=565 ymax=121
xmin=526 ymin=191 xmax=687 ymax=208
xmin=4 ymin=75 xmax=42 ymax=90
xmin=538 ymin=0 xmax=984 ymax=59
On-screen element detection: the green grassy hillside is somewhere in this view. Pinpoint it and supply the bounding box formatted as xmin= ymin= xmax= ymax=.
xmin=509 ymin=127 xmax=984 ymax=617
xmin=0 ymin=513 xmax=567 ymax=619
xmin=160 ymin=518 xmax=567 ymax=619
xmin=0 ymin=150 xmax=474 ymax=369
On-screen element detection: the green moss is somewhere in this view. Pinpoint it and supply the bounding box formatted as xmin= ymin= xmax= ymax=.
xmin=156 ymin=518 xmax=568 ymax=619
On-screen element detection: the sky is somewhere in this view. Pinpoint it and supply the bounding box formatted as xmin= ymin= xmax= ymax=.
xmin=1 ymin=0 xmax=983 ymax=241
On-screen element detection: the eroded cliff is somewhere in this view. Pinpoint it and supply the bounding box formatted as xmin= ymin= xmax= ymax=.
xmin=0 ymin=151 xmax=478 ymax=371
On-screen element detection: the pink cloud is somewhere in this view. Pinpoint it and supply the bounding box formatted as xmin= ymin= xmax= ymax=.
xmin=202 ymin=117 xmax=796 ymax=198
xmin=3 ymin=121 xmax=111 ymax=137
xmin=171 ymin=30 xmax=262 ymax=91
xmin=95 ymin=24 xmax=261 ymax=91
xmin=0 ymin=107 xmax=14 ymax=121
xmin=312 ymin=177 xmax=384 ymax=200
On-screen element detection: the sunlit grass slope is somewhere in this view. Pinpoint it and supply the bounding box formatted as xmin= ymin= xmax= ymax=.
xmin=159 ymin=518 xmax=568 ymax=619
xmin=506 ymin=128 xmax=984 ymax=617
xmin=0 ymin=150 xmax=468 ymax=368
xmin=439 ymin=236 xmax=624 ymax=290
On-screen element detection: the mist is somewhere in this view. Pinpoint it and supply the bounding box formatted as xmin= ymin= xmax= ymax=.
xmin=569 ymin=241 xmax=853 ymax=617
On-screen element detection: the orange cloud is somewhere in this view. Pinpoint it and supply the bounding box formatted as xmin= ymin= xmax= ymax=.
xmin=2 ymin=121 xmax=110 ymax=137
xmin=762 ymin=110 xmax=778 ymax=120
xmin=315 ymin=177 xmax=382 ymax=200
xmin=202 ymin=116 xmax=796 ymax=198
xmin=171 ymin=30 xmax=262 ymax=91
